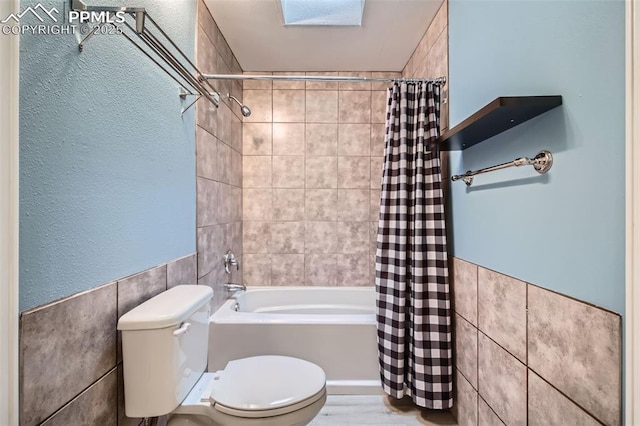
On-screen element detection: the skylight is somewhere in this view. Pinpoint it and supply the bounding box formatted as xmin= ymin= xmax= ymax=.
xmin=281 ymin=0 xmax=366 ymax=26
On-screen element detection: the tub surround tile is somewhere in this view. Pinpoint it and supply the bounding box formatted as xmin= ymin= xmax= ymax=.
xmin=243 ymin=254 xmax=271 ymax=286
xmin=273 ymin=156 xmax=305 ymax=188
xmin=370 ymin=123 xmax=386 ymax=157
xmin=243 ymin=188 xmax=272 ymax=221
xmin=196 ymin=91 xmax=218 ymax=138
xmin=305 ymin=254 xmax=338 ymax=286
xmin=273 ymin=89 xmax=305 ymax=123
xmin=272 ymin=254 xmax=305 ymax=285
xmin=338 ymin=156 xmax=370 ymax=189
xmin=338 ymin=123 xmax=371 ymax=156
xmin=242 ymin=90 xmax=272 ymax=123
xmin=243 ymin=123 xmax=272 ymax=155
xmin=370 ymin=72 xmax=400 ymax=91
xmin=20 ymin=282 xmax=117 ymax=426
xmin=243 ymin=156 xmax=272 ymax=188
xmin=371 ymin=91 xmax=388 ymax=123
xmin=477 ymin=267 xmax=527 ymax=363
xmin=196 ymin=177 xmax=219 ymax=227
xmin=306 ymin=123 xmax=338 ymax=156
xmin=528 ymin=370 xmax=600 ymax=426
xmin=197 ymin=225 xmax=225 ymax=278
xmin=455 ymin=314 xmax=478 ymax=390
xmin=452 ymin=257 xmax=478 ymax=326
xmin=305 ymin=71 xmax=339 ymax=90
xmin=338 ymin=72 xmax=372 ymax=91
xmin=273 ymin=72 xmax=306 ymax=90
xmin=229 ymin=149 xmax=242 ymax=187
xmin=370 ymin=221 xmax=379 ymax=256
xmin=337 ymin=222 xmax=370 ymax=254
xmin=452 ymin=370 xmax=477 ymax=426
xmin=306 ymin=156 xmax=338 ymax=189
xmin=306 ymin=90 xmax=338 ymax=123
xmin=370 ymin=189 xmax=381 ymax=221
xmin=273 ymin=123 xmax=305 ymax=155
xmin=215 ymin=183 xmax=233 ymax=224
xmin=305 ymin=222 xmax=337 ymax=254
xmin=196 ymin=126 xmax=218 ymax=180
xmin=305 ymin=189 xmax=337 ymax=221
xmin=273 ymin=189 xmax=305 ymax=221
xmin=478 ymin=397 xmax=504 ymax=426
xmin=243 ymin=221 xmax=271 ymax=254
xmin=216 ymin=142 xmax=232 ymax=184
xmin=337 ymin=189 xmax=370 ymax=222
xmin=370 ymin=156 xmax=384 ymax=189
xmin=336 ymin=254 xmax=369 ymax=286
xmin=527 ymin=284 xmax=622 ymax=426
xmin=243 ymin=71 xmax=272 ymax=90
xmin=41 ymin=368 xmax=117 ymax=426
xmin=477 ymin=333 xmax=527 ymax=426
xmin=271 ymin=221 xmax=305 ymax=254
xmin=339 ymin=91 xmax=371 ymax=123
xmin=167 ymin=254 xmax=198 ymax=288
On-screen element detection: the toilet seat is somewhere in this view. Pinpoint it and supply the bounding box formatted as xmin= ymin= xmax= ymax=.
xmin=209 ymin=355 xmax=327 ymax=418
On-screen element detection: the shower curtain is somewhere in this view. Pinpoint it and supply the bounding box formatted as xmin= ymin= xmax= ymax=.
xmin=375 ymin=82 xmax=453 ymax=409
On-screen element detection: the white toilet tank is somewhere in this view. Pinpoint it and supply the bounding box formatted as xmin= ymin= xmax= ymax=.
xmin=118 ymin=285 xmax=213 ymax=418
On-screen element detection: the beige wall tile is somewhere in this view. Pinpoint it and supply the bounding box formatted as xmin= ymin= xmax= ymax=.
xmin=306 ymin=123 xmax=338 ymax=156
xmin=528 ymin=371 xmax=600 ymax=426
xmin=273 ymin=156 xmax=305 ymax=188
xmin=243 ymin=90 xmax=272 ymax=122
xmin=452 ymin=257 xmax=478 ymax=326
xmin=478 ymin=397 xmax=504 ymax=426
xmin=243 ymin=188 xmax=272 ymax=221
xmin=243 ymin=221 xmax=271 ymax=254
xmin=243 ymin=254 xmax=271 ymax=286
xmin=197 ymin=225 xmax=225 ymax=278
xmin=478 ymin=333 xmax=527 ymax=426
xmin=370 ymin=189 xmax=381 ymax=221
xmin=305 ymin=254 xmax=338 ymax=285
xmin=196 ymin=178 xmax=219 ymax=227
xmin=272 ymin=254 xmax=305 ymax=285
xmin=273 ymin=189 xmax=305 ymax=221
xmin=243 ymin=71 xmax=272 ymax=90
xmin=370 ymin=157 xmax=384 ymax=189
xmin=528 ymin=285 xmax=622 ymax=426
xmin=338 ymin=123 xmax=371 ymax=156
xmin=478 ymin=268 xmax=527 ymax=363
xmin=305 ymin=222 xmax=337 ymax=254
xmin=337 ymin=222 xmax=369 ymax=254
xmin=273 ymin=71 xmax=306 ymax=90
xmin=243 ymin=123 xmax=272 ymax=155
xmin=271 ymin=221 xmax=305 ymax=254
xmin=216 ymin=142 xmax=232 ymax=184
xmin=371 ymin=72 xmax=400 ymax=90
xmin=337 ymin=189 xmax=370 ymax=221
xmin=216 ymin=183 xmax=233 ymax=224
xmin=452 ymin=370 xmax=477 ymax=426
xmin=306 ymin=71 xmax=339 ymax=90
xmin=370 ymin=123 xmax=386 ymax=157
xmin=243 ymin=156 xmax=272 ymax=188
xmin=455 ymin=314 xmax=478 ymax=390
xmin=339 ymin=71 xmax=372 ymax=90
xmin=338 ymin=156 xmax=370 ymax=188
xmin=306 ymin=156 xmax=338 ymax=189
xmin=337 ymin=254 xmax=369 ymax=286
xmin=339 ymin=91 xmax=371 ymax=123
xmin=273 ymin=123 xmax=305 ymax=155
xmin=305 ymin=189 xmax=338 ymax=221
xmin=306 ymin=90 xmax=338 ymax=123
xmin=196 ymin=126 xmax=217 ymax=180
xmin=371 ymin=91 xmax=388 ymax=124
xmin=273 ymin=90 xmax=305 ymax=122
xmin=369 ymin=221 xmax=379 ymax=256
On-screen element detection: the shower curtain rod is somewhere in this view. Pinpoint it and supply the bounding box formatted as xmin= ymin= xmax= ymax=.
xmin=202 ymin=74 xmax=446 ymax=84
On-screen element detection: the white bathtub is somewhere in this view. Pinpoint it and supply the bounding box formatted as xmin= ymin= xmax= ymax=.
xmin=208 ymin=287 xmax=382 ymax=395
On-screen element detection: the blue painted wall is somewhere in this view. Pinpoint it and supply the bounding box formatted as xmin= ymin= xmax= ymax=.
xmin=448 ymin=0 xmax=625 ymax=314
xmin=19 ymin=0 xmax=197 ymax=310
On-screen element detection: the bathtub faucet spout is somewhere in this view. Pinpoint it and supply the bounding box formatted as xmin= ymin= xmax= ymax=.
xmin=225 ymin=282 xmax=246 ymax=293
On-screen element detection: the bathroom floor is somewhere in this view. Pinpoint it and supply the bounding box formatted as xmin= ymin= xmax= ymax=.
xmin=310 ymin=395 xmax=457 ymax=425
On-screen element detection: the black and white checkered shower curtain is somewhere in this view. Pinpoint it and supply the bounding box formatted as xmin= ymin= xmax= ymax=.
xmin=375 ymin=82 xmax=453 ymax=409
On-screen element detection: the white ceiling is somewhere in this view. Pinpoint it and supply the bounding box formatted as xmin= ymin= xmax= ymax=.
xmin=204 ymin=0 xmax=444 ymax=72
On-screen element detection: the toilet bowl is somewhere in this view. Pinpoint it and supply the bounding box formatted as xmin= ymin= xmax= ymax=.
xmin=117 ymin=286 xmax=327 ymax=426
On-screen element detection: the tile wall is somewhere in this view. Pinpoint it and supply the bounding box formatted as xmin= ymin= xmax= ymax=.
xmin=195 ymin=0 xmax=244 ymax=308
xmin=19 ymin=254 xmax=197 ymax=426
xmin=450 ymin=257 xmax=622 ymax=426
xmin=240 ymin=71 xmax=399 ymax=287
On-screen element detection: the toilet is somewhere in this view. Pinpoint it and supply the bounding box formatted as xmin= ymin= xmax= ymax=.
xmin=117 ymin=285 xmax=327 ymax=426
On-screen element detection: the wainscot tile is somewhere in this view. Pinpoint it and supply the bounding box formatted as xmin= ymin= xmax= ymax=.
xmin=455 ymin=313 xmax=478 ymax=389
xmin=118 ymin=364 xmax=142 ymax=426
xmin=167 ymin=253 xmax=198 ymax=288
xmin=452 ymin=369 xmax=477 ymax=426
xmin=20 ymin=282 xmax=117 ymax=426
xmin=451 ymin=257 xmax=477 ymax=325
xmin=478 ymin=396 xmax=504 ymax=426
xmin=197 ymin=224 xmax=225 ymax=278
xmin=118 ymin=265 xmax=167 ymax=319
xmin=528 ymin=284 xmax=621 ymax=426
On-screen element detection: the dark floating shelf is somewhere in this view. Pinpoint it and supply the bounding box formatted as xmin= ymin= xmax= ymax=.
xmin=440 ymin=96 xmax=563 ymax=151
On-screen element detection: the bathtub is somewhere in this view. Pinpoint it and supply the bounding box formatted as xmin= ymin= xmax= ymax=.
xmin=208 ymin=286 xmax=382 ymax=395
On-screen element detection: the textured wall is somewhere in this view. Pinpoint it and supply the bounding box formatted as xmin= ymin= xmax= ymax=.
xmin=19 ymin=0 xmax=197 ymax=311
xmin=448 ymin=0 xmax=625 ymax=314
xmin=241 ymin=71 xmax=399 ymax=287
xmin=194 ymin=0 xmax=244 ymax=310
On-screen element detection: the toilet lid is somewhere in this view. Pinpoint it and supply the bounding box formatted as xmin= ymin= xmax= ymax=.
xmin=210 ymin=356 xmax=326 ymax=416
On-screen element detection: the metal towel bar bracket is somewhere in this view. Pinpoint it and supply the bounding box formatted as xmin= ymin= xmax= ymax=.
xmin=451 ymin=150 xmax=553 ymax=187
xmin=72 ymin=0 xmax=220 ymax=115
